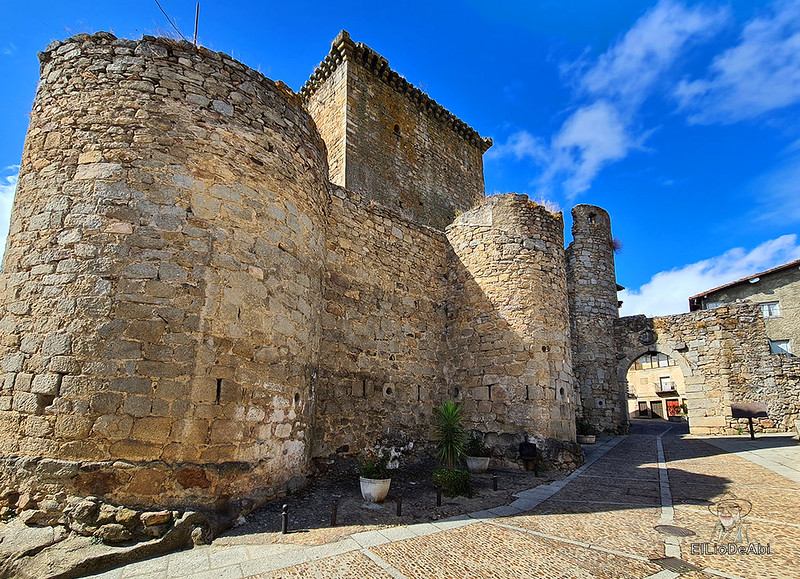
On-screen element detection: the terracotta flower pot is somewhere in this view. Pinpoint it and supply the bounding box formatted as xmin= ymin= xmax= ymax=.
xmin=359 ymin=476 xmax=391 ymax=503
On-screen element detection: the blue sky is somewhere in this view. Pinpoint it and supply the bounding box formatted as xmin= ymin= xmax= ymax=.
xmin=1 ymin=0 xmax=799 ymax=316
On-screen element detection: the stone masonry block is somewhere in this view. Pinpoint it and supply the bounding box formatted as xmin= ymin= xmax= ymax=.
xmin=14 ymin=373 xmax=33 ymax=392
xmin=42 ymin=334 xmax=72 ymax=357
xmin=2 ymin=353 xmax=25 ymax=373
xmin=210 ymin=420 xmax=245 ymax=444
xmin=132 ymin=417 xmax=172 ymax=443
xmin=31 ymin=374 xmax=62 ymax=396
xmin=123 ymin=396 xmax=152 ymax=417
xmin=90 ymin=392 xmax=123 ymax=414
xmin=92 ymin=415 xmax=134 ymax=439
xmin=55 ymin=415 xmax=93 ymax=439
xmin=13 ymin=391 xmax=39 ymax=414
xmin=110 ymin=376 xmax=152 ymax=395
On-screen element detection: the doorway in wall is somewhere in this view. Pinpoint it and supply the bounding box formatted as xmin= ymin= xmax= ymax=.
xmin=650 ymin=400 xmax=664 ymax=419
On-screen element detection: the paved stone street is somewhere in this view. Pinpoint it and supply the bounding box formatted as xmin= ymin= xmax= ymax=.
xmin=88 ymin=422 xmax=800 ymax=579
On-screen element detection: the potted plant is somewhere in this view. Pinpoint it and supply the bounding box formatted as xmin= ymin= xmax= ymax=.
xmin=464 ymin=431 xmax=491 ymax=474
xmin=432 ymin=400 xmax=471 ymax=497
xmin=359 ymin=448 xmax=391 ymax=503
xmin=576 ymin=417 xmax=597 ymax=444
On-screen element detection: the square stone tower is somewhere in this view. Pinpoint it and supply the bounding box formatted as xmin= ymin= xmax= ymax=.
xmin=302 ymin=31 xmax=492 ymax=230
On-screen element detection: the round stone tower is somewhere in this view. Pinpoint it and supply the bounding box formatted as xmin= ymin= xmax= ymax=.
xmin=0 ymin=33 xmax=328 ymax=511
xmin=566 ymin=205 xmax=624 ymax=432
xmin=446 ymin=194 xmax=579 ymax=463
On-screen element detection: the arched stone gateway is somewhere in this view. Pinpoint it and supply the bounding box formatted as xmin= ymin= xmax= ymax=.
xmin=617 ymin=343 xmax=693 ymax=422
xmin=614 ymin=306 xmax=799 ymax=435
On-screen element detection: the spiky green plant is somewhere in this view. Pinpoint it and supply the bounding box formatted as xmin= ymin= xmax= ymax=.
xmin=434 ymin=400 xmax=466 ymax=469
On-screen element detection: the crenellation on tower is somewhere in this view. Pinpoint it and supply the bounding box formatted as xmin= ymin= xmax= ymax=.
xmin=303 ymin=30 xmax=491 ymax=230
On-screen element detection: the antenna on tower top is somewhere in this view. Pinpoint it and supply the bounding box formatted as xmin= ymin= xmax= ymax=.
xmin=193 ymin=3 xmax=200 ymax=46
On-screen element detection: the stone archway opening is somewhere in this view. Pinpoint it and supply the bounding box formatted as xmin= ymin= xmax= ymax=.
xmin=623 ymin=351 xmax=687 ymax=422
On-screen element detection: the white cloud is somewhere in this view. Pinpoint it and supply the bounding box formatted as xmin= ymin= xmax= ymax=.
xmin=583 ymin=0 xmax=727 ymax=106
xmin=548 ymin=101 xmax=638 ymax=197
xmin=489 ymin=0 xmax=723 ymax=196
xmin=484 ymin=130 xmax=546 ymax=162
xmin=0 ymin=167 xmax=20 ymax=265
xmin=619 ymin=234 xmax=800 ymax=317
xmin=676 ymin=0 xmax=800 ymax=123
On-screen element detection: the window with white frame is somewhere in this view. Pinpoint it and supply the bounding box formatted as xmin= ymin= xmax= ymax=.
xmin=769 ymin=340 xmax=791 ymax=355
xmin=633 ymin=352 xmax=677 ymax=370
xmin=659 ymin=376 xmax=675 ymax=391
xmin=759 ymin=301 xmax=781 ymax=318
xmin=703 ymin=301 xmax=723 ymax=310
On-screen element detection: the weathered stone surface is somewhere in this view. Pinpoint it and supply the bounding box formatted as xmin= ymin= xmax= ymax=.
xmin=140 ymin=510 xmax=172 ymax=527
xmin=95 ymin=523 xmax=133 ymax=544
xmin=566 ymin=206 xmax=623 ymax=434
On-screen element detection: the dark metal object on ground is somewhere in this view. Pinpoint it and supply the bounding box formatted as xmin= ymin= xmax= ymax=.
xmin=518 ymin=442 xmax=539 ymax=476
xmin=653 ymin=524 xmax=696 ymax=537
xmin=396 ymin=495 xmax=402 ymax=516
xmin=331 ymin=500 xmax=338 ymax=527
xmin=492 ymin=473 xmax=498 ymax=491
xmin=436 ymin=483 xmax=442 ymax=507
xmin=731 ymin=402 xmax=769 ymax=440
xmin=281 ymin=504 xmax=288 ymax=534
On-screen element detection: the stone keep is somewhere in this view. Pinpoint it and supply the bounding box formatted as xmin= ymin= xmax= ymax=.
xmin=0 ymin=31 xmax=615 ymax=512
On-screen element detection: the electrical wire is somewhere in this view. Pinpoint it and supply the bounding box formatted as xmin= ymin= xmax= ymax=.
xmin=153 ymin=0 xmax=188 ymax=42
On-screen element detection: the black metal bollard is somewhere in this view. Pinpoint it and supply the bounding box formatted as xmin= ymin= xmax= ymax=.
xmin=492 ymin=473 xmax=498 ymax=491
xmin=281 ymin=504 xmax=289 ymax=534
xmin=331 ymin=500 xmax=339 ymax=527
xmin=436 ymin=483 xmax=442 ymax=507
xmin=396 ymin=495 xmax=402 ymax=517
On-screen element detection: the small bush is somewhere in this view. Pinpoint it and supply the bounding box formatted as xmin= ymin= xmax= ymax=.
xmin=360 ymin=449 xmax=390 ymax=479
xmin=434 ymin=400 xmax=466 ymax=469
xmin=433 ymin=468 xmax=471 ymax=498
xmin=464 ymin=431 xmax=490 ymax=457
xmin=576 ymin=418 xmax=597 ymax=436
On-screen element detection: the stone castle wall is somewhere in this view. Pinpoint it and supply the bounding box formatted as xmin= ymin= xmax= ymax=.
xmin=303 ymin=31 xmax=490 ymax=231
xmin=0 ymin=31 xmax=600 ymax=516
xmin=445 ymin=195 xmax=576 ymax=448
xmin=0 ymin=33 xmax=328 ymax=509
xmin=615 ymin=304 xmax=800 ymax=435
xmin=566 ymin=206 xmax=623 ymax=433
xmin=314 ymin=186 xmax=449 ymax=457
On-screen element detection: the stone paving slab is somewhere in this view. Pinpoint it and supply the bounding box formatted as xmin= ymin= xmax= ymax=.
xmin=369 ymin=521 xmax=661 ymax=579
xmin=250 ymin=550 xmax=392 ymax=578
xmin=554 ymin=477 xmax=662 ymax=506
xmin=512 ymin=500 xmax=665 ymax=558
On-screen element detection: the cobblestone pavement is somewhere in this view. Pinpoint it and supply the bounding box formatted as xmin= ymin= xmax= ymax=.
xmin=88 ymin=422 xmax=800 ymax=579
